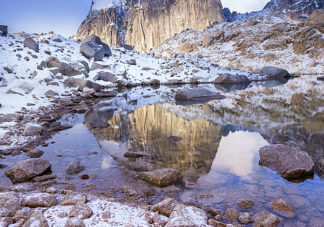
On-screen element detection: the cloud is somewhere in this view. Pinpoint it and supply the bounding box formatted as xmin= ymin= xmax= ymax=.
xmin=222 ymin=0 xmax=270 ymax=13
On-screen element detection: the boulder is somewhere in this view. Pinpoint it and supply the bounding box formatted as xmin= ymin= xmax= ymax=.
xmin=61 ymin=193 xmax=87 ymax=206
xmin=65 ymin=161 xmax=85 ymax=175
xmin=69 ymin=203 xmax=92 ymax=220
xmin=94 ymin=71 xmax=118 ymax=82
xmin=24 ymin=124 xmax=42 ymax=136
xmin=139 ymin=168 xmax=182 ymax=187
xmin=25 ymin=148 xmax=44 ymax=158
xmin=64 ymin=218 xmax=85 ymax=227
xmin=82 ymin=34 xmax=112 ymax=57
xmin=270 ymin=199 xmax=296 ymax=218
xmin=151 ymin=198 xmax=179 ymax=217
xmin=5 ymin=158 xmax=51 ymax=183
xmin=46 ymin=57 xmax=87 ymax=76
xmin=80 ymin=41 xmax=105 ymax=61
xmin=253 ymin=211 xmax=280 ymax=227
xmin=238 ymin=212 xmax=253 ymax=224
xmin=259 ymin=144 xmax=315 ymax=180
xmin=214 ymin=73 xmax=251 ymax=84
xmin=225 ymin=208 xmax=239 ymax=222
xmin=0 ymin=192 xmax=20 ymax=217
xmin=24 ymin=37 xmax=39 ymax=52
xmin=260 ymin=66 xmax=290 ymax=80
xmin=165 ymin=204 xmax=207 ymax=227
xmin=0 ymin=25 xmax=8 ymax=36
xmin=22 ymin=210 xmax=48 ymax=227
xmin=307 ymin=9 xmax=324 ymax=26
xmin=85 ymin=80 xmax=102 ymax=92
xmin=175 ymin=88 xmax=225 ymax=102
xmin=21 ymin=193 xmax=58 ymax=208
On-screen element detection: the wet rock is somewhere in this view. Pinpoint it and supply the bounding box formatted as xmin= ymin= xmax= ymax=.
xmin=0 ymin=164 xmax=8 ymax=169
xmin=260 ymin=66 xmax=290 ymax=80
xmin=214 ymin=73 xmax=250 ymax=84
xmin=61 ymin=193 xmax=87 ymax=206
xmin=225 ymin=208 xmax=240 ymax=223
xmin=125 ymin=161 xmax=152 ymax=172
xmin=24 ymin=37 xmax=39 ymax=52
xmin=253 ymin=211 xmax=280 ymax=227
xmin=139 ymin=168 xmax=182 ymax=187
xmin=80 ymin=41 xmax=104 ymax=61
xmin=94 ymin=71 xmax=118 ymax=82
xmin=238 ymin=199 xmax=254 ymax=210
xmin=22 ymin=210 xmax=48 ymax=227
xmin=21 ymin=193 xmax=58 ymax=208
xmin=32 ymin=174 xmax=56 ymax=182
xmin=69 ymin=203 xmax=92 ymax=220
xmin=24 ymin=124 xmax=42 ymax=136
xmin=270 ymin=199 xmax=296 ymax=218
xmin=5 ymin=158 xmax=51 ymax=183
xmin=151 ymin=198 xmax=179 ymax=217
xmin=65 ymin=161 xmax=85 ymax=175
xmin=0 ymin=192 xmax=20 ymax=217
xmin=175 ymin=88 xmax=225 ymax=102
xmin=238 ymin=212 xmax=253 ymax=224
xmin=165 ymin=204 xmax=207 ymax=227
xmin=207 ymin=219 xmax=226 ymax=227
xmin=120 ymin=186 xmax=137 ymax=196
xmin=65 ymin=217 xmax=85 ymax=227
xmin=259 ymin=144 xmax=314 ymax=180
xmin=25 ymin=148 xmax=44 ymax=158
xmin=167 ymin=136 xmax=182 ymax=142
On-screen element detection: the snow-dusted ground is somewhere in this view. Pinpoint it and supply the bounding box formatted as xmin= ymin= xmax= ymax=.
xmin=154 ymin=16 xmax=324 ymax=75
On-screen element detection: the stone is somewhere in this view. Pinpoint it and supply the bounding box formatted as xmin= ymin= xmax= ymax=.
xmin=24 ymin=124 xmax=42 ymax=136
xmin=24 ymin=37 xmax=39 ymax=52
xmin=0 ymin=25 xmax=8 ymax=36
xmin=80 ymin=41 xmax=105 ymax=61
xmin=225 ymin=208 xmax=240 ymax=223
xmin=25 ymin=148 xmax=44 ymax=158
xmin=32 ymin=174 xmax=56 ymax=182
xmin=46 ymin=56 xmax=61 ymax=68
xmin=64 ymin=78 xmax=86 ymax=89
xmin=94 ymin=71 xmax=118 ymax=82
xmin=253 ymin=211 xmax=280 ymax=227
xmin=5 ymin=158 xmax=51 ymax=184
xmin=45 ymin=90 xmax=59 ymax=98
xmin=238 ymin=212 xmax=253 ymax=224
xmin=65 ymin=161 xmax=85 ymax=175
xmin=53 ymin=38 xmax=63 ymax=42
xmin=151 ymin=198 xmax=179 ymax=217
xmin=238 ymin=199 xmax=254 ymax=210
xmin=69 ymin=203 xmax=92 ymax=220
xmin=0 ymin=192 xmax=20 ymax=217
xmin=259 ymin=144 xmax=315 ymax=180
xmin=270 ymin=199 xmax=296 ymax=218
xmin=139 ymin=168 xmax=182 ymax=187
xmin=21 ymin=193 xmax=58 ymax=208
xmin=85 ymin=80 xmax=102 ymax=92
xmin=175 ymin=88 xmax=225 ymax=102
xmin=207 ymin=219 xmax=226 ymax=227
xmin=82 ymin=34 xmax=112 ymax=57
xmin=61 ymin=193 xmax=87 ymax=206
xmin=22 ymin=210 xmax=48 ymax=227
xmin=307 ymin=10 xmax=324 ymax=26
xmin=120 ymin=186 xmax=137 ymax=196
xmin=260 ymin=66 xmax=290 ymax=80
xmin=202 ymin=35 xmax=215 ymax=47
xmin=64 ymin=218 xmax=85 ymax=227
xmin=214 ymin=73 xmax=251 ymax=84
xmin=90 ymin=62 xmax=110 ymax=71
xmin=165 ymin=204 xmax=207 ymax=227
xmin=126 ymin=59 xmax=137 ymax=65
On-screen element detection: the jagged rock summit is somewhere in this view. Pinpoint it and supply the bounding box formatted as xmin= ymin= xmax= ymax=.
xmin=75 ymin=0 xmax=225 ymax=52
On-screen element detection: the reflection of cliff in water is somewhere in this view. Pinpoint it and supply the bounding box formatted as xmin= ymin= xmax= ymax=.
xmin=85 ymin=104 xmax=223 ymax=181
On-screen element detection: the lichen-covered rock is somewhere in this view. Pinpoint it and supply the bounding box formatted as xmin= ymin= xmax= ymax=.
xmin=165 ymin=204 xmax=208 ymax=227
xmin=22 ymin=210 xmax=48 ymax=227
xmin=238 ymin=199 xmax=254 ymax=210
xmin=69 ymin=203 xmax=93 ymax=220
xmin=21 ymin=193 xmax=58 ymax=208
xmin=139 ymin=168 xmax=182 ymax=187
xmin=64 ymin=217 xmax=85 ymax=227
xmin=151 ymin=198 xmax=179 ymax=217
xmin=225 ymin=208 xmax=240 ymax=223
xmin=270 ymin=199 xmax=296 ymax=218
xmin=5 ymin=158 xmax=51 ymax=183
xmin=61 ymin=193 xmax=87 ymax=206
xmin=259 ymin=144 xmax=314 ymax=180
xmin=0 ymin=192 xmax=20 ymax=217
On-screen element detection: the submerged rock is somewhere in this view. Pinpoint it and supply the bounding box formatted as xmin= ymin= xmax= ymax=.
xmin=270 ymin=199 xmax=296 ymax=218
xmin=259 ymin=144 xmax=314 ymax=180
xmin=175 ymin=88 xmax=225 ymax=102
xmin=253 ymin=211 xmax=280 ymax=227
xmin=5 ymin=158 xmax=51 ymax=184
xmin=166 ymin=204 xmax=207 ymax=227
xmin=65 ymin=161 xmax=85 ymax=175
xmin=139 ymin=168 xmax=182 ymax=187
xmin=238 ymin=199 xmax=254 ymax=210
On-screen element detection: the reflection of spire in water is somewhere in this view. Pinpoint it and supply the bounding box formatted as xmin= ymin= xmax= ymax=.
xmin=86 ymin=104 xmax=224 ymax=182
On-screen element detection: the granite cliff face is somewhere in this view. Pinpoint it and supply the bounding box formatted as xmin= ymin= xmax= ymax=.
xmin=75 ymin=0 xmax=225 ymax=52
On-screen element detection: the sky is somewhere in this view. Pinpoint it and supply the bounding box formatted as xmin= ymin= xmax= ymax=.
xmin=0 ymin=0 xmax=270 ymax=37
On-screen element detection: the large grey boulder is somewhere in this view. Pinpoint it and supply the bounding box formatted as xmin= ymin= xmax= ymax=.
xmin=175 ymin=88 xmax=225 ymax=102
xmin=0 ymin=25 xmax=8 ymax=36
xmin=5 ymin=158 xmax=51 ymax=183
xmin=260 ymin=66 xmax=290 ymax=80
xmin=80 ymin=41 xmax=105 ymax=61
xmin=214 ymin=73 xmax=251 ymax=84
xmin=139 ymin=168 xmax=182 ymax=187
xmin=24 ymin=37 xmax=39 ymax=52
xmin=165 ymin=204 xmax=208 ymax=227
xmin=259 ymin=144 xmax=314 ymax=180
xmin=82 ymin=34 xmax=112 ymax=57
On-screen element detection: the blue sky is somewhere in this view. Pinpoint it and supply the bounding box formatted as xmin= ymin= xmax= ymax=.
xmin=0 ymin=0 xmax=269 ymax=37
